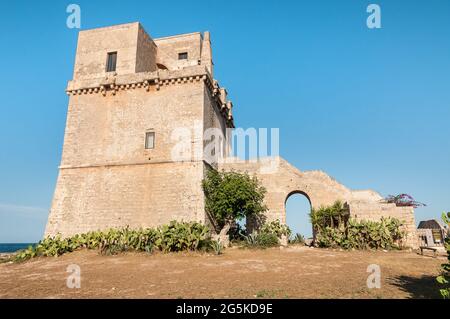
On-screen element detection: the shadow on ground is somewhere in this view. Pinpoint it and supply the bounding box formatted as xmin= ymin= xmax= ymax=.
xmin=388 ymin=275 xmax=442 ymax=299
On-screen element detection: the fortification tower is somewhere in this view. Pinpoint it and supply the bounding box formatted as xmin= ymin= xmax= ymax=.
xmin=45 ymin=22 xmax=233 ymax=237
xmin=46 ymin=22 xmax=418 ymax=248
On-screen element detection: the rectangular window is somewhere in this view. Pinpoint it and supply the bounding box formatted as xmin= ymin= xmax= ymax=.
xmin=178 ymin=52 xmax=188 ymax=60
xmin=106 ymin=52 xmax=117 ymax=72
xmin=145 ymin=132 xmax=155 ymax=149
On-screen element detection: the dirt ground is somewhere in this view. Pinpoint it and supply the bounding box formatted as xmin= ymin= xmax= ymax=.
xmin=0 ymin=246 xmax=444 ymax=299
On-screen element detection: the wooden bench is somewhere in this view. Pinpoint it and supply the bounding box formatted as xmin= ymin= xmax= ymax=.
xmin=419 ymin=246 xmax=437 ymax=257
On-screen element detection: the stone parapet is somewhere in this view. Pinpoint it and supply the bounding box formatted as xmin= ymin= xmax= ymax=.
xmin=65 ymin=65 xmax=234 ymax=127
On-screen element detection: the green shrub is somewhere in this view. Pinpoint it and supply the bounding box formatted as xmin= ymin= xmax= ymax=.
xmin=437 ymin=212 xmax=450 ymax=299
xmin=314 ymin=217 xmax=405 ymax=250
xmin=255 ymin=232 xmax=279 ymax=248
xmin=244 ymin=232 xmax=258 ymax=247
xmin=310 ymin=201 xmax=349 ymax=232
xmin=289 ymin=233 xmax=305 ymax=245
xmin=260 ymin=220 xmax=291 ymax=238
xmin=202 ymin=169 xmax=267 ymax=240
xmin=98 ymin=227 xmax=159 ymax=255
xmin=196 ymin=238 xmax=214 ymax=253
xmin=310 ymin=201 xmax=405 ymax=250
xmin=243 ymin=231 xmax=279 ymax=249
xmin=241 ymin=219 xmax=290 ymax=249
xmin=155 ymin=221 xmax=209 ymax=252
xmin=210 ymin=240 xmax=224 ymax=255
xmin=14 ymin=221 xmax=210 ymax=262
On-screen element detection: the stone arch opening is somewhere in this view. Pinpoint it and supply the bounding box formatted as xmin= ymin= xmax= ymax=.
xmin=285 ymin=191 xmax=313 ymax=241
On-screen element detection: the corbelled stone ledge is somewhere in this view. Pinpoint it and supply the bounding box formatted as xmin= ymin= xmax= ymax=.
xmin=66 ymin=65 xmax=234 ymax=127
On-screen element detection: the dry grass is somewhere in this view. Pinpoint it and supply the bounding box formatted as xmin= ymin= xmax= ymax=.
xmin=0 ymin=246 xmax=444 ymax=299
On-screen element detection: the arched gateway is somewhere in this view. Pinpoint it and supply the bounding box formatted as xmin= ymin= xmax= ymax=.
xmin=285 ymin=191 xmax=313 ymax=238
xmin=219 ymin=157 xmax=418 ymax=248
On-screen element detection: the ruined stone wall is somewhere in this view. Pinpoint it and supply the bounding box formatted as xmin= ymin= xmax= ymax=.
xmin=349 ymin=201 xmax=417 ymax=249
xmin=219 ymin=157 xmax=418 ymax=248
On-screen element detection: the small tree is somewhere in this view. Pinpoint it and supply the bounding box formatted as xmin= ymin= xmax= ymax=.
xmin=202 ymin=169 xmax=267 ymax=239
xmin=437 ymin=212 xmax=450 ymax=299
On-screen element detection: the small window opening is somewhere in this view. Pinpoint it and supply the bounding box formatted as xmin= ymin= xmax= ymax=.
xmin=145 ymin=132 xmax=155 ymax=149
xmin=178 ymin=52 xmax=188 ymax=60
xmin=106 ymin=52 xmax=117 ymax=72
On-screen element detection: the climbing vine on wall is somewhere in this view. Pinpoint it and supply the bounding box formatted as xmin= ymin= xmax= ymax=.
xmin=383 ymin=194 xmax=426 ymax=208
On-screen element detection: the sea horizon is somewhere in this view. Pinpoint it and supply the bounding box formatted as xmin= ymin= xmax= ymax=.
xmin=0 ymin=243 xmax=36 ymax=253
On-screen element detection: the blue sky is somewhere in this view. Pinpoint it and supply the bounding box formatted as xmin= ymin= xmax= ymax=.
xmin=0 ymin=0 xmax=449 ymax=242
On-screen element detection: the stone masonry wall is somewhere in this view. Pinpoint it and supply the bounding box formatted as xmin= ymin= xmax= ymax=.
xmin=60 ymin=82 xmax=205 ymax=167
xmin=46 ymin=74 xmax=214 ymax=237
xmin=46 ymin=161 xmax=205 ymax=238
xmin=73 ymin=23 xmax=143 ymax=80
xmin=220 ymin=157 xmax=418 ymax=248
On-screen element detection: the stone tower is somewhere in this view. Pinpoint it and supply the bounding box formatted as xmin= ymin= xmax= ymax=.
xmin=46 ymin=22 xmax=418 ymax=248
xmin=45 ymin=22 xmax=233 ymax=237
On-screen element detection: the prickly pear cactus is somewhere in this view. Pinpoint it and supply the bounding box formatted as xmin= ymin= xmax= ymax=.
xmin=437 ymin=212 xmax=450 ymax=298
